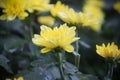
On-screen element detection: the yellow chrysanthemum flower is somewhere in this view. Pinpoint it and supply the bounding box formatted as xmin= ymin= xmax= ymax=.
xmin=96 ymin=42 xmax=120 ymax=60
xmin=58 ymin=8 xmax=80 ymax=25
xmin=27 ymin=0 xmax=53 ymax=13
xmin=50 ymin=1 xmax=69 ymax=17
xmin=38 ymin=16 xmax=55 ymax=26
xmin=0 ymin=0 xmax=28 ymax=21
xmin=57 ymin=2 xmax=104 ymax=31
xmin=6 ymin=76 xmax=24 ymax=80
xmin=114 ymin=1 xmax=120 ymax=13
xmin=32 ymin=24 xmax=80 ymax=53
xmin=81 ymin=5 xmax=104 ymax=31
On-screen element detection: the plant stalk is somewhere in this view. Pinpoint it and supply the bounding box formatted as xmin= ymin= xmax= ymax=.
xmin=105 ymin=62 xmax=114 ymax=80
xmin=57 ymin=52 xmax=65 ymax=80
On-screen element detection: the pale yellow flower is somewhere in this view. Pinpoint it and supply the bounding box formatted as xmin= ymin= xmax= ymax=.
xmin=6 ymin=77 xmax=24 ymax=80
xmin=58 ymin=8 xmax=80 ymax=25
xmin=114 ymin=1 xmax=120 ymax=13
xmin=58 ymin=4 xmax=104 ymax=31
xmin=27 ymin=0 xmax=53 ymax=13
xmin=32 ymin=24 xmax=80 ymax=53
xmin=85 ymin=0 xmax=105 ymax=8
xmin=0 ymin=0 xmax=28 ymax=21
xmin=80 ymin=5 xmax=104 ymax=31
xmin=38 ymin=16 xmax=55 ymax=26
xmin=78 ymin=12 xmax=89 ymax=24
xmin=50 ymin=1 xmax=69 ymax=17
xmin=96 ymin=42 xmax=120 ymax=60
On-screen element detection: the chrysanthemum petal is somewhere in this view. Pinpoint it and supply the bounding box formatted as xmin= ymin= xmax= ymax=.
xmin=63 ymin=45 xmax=74 ymax=52
xmin=41 ymin=48 xmax=52 ymax=53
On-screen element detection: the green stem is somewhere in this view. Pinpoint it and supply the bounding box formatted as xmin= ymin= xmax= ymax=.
xmin=76 ymin=41 xmax=79 ymax=53
xmin=108 ymin=63 xmax=114 ymax=80
xmin=29 ymin=22 xmax=33 ymax=39
xmin=29 ymin=15 xmax=34 ymax=40
xmin=75 ymin=30 xmax=79 ymax=53
xmin=105 ymin=62 xmax=114 ymax=80
xmin=73 ymin=51 xmax=80 ymax=69
xmin=57 ymin=52 xmax=65 ymax=80
xmin=23 ymin=14 xmax=34 ymax=41
xmin=75 ymin=53 xmax=80 ymax=69
xmin=74 ymin=30 xmax=80 ymax=69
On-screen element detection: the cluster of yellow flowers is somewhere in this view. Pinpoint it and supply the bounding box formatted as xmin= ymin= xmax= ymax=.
xmin=0 ymin=0 xmax=52 ymax=21
xmin=51 ymin=1 xmax=79 ymax=25
xmin=0 ymin=0 xmax=105 ymax=31
xmin=50 ymin=1 xmax=104 ymax=32
xmin=37 ymin=1 xmax=69 ymax=26
xmin=1 ymin=0 xmax=119 ymax=60
xmin=1 ymin=0 xmax=120 ymax=79
xmin=96 ymin=42 xmax=120 ymax=60
xmin=32 ymin=24 xmax=80 ymax=53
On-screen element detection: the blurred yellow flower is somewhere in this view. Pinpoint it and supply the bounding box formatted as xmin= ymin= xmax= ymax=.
xmin=6 ymin=77 xmax=24 ymax=80
xmin=0 ymin=0 xmax=28 ymax=21
xmin=114 ymin=1 xmax=120 ymax=13
xmin=85 ymin=0 xmax=105 ymax=8
xmin=58 ymin=4 xmax=104 ymax=32
xmin=58 ymin=8 xmax=80 ymax=25
xmin=32 ymin=24 xmax=80 ymax=53
xmin=50 ymin=1 xmax=69 ymax=17
xmin=81 ymin=5 xmax=104 ymax=31
xmin=96 ymin=42 xmax=120 ymax=60
xmin=27 ymin=0 xmax=53 ymax=13
xmin=38 ymin=16 xmax=55 ymax=26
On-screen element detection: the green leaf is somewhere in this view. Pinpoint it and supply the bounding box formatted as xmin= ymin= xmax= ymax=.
xmin=18 ymin=67 xmax=54 ymax=80
xmin=76 ymin=72 xmax=99 ymax=80
xmin=29 ymin=42 xmax=40 ymax=57
xmin=63 ymin=61 xmax=78 ymax=75
xmin=63 ymin=62 xmax=99 ymax=80
xmin=0 ymin=55 xmax=12 ymax=73
xmin=4 ymin=36 xmax=25 ymax=53
xmin=69 ymin=75 xmax=80 ymax=80
xmin=47 ymin=65 xmax=61 ymax=79
xmin=31 ymin=54 xmax=56 ymax=67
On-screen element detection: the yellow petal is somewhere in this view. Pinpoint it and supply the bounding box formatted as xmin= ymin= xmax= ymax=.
xmin=41 ymin=48 xmax=52 ymax=53
xmin=7 ymin=15 xmax=16 ymax=21
xmin=0 ymin=14 xmax=16 ymax=21
xmin=63 ymin=45 xmax=74 ymax=52
xmin=38 ymin=16 xmax=55 ymax=26
xmin=72 ymin=37 xmax=80 ymax=43
xmin=19 ymin=12 xmax=28 ymax=20
xmin=32 ymin=34 xmax=42 ymax=46
xmin=0 ymin=15 xmax=7 ymax=20
xmin=96 ymin=45 xmax=106 ymax=58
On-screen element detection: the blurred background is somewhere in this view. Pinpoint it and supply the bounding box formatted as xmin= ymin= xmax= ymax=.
xmin=0 ymin=0 xmax=120 ymax=80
